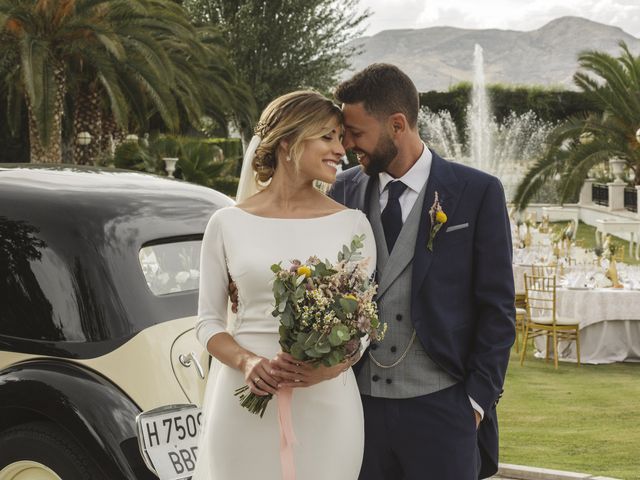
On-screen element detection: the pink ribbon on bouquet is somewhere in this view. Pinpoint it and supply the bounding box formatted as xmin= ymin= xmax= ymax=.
xmin=277 ymin=387 xmax=298 ymax=480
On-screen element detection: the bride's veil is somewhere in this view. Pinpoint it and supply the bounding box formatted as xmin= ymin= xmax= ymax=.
xmin=235 ymin=134 xmax=262 ymax=203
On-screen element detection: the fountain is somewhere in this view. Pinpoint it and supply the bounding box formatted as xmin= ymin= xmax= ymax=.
xmin=470 ymin=44 xmax=493 ymax=173
xmin=418 ymin=44 xmax=555 ymax=200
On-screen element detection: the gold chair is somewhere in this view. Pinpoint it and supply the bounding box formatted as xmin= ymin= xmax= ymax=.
xmin=520 ymin=274 xmax=581 ymax=369
xmin=530 ymin=264 xmax=557 ymax=277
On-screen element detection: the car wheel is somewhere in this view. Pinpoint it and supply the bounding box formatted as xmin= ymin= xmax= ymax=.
xmin=0 ymin=421 xmax=105 ymax=480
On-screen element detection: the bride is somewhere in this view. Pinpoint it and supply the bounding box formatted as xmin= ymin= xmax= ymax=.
xmin=192 ymin=90 xmax=376 ymax=479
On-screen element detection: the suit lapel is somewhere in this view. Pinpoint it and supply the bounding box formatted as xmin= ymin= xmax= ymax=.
xmin=376 ymin=179 xmax=427 ymax=298
xmin=411 ymin=153 xmax=466 ymax=301
xmin=347 ymin=167 xmax=374 ymax=215
xmin=366 ymin=178 xmax=390 ymax=275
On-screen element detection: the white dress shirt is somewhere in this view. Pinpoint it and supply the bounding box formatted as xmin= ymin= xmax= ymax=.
xmin=377 ymin=143 xmax=484 ymax=421
xmin=378 ymin=143 xmax=432 ymax=221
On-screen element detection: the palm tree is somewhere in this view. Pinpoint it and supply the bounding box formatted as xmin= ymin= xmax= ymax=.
xmin=514 ymin=42 xmax=640 ymax=210
xmin=0 ymin=0 xmax=253 ymax=164
xmin=66 ymin=0 xmax=201 ymax=164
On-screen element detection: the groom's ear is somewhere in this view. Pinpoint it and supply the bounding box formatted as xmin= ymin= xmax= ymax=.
xmin=388 ymin=113 xmax=408 ymax=137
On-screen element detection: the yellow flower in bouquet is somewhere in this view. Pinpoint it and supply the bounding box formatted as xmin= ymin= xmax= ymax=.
xmin=296 ymin=265 xmax=312 ymax=277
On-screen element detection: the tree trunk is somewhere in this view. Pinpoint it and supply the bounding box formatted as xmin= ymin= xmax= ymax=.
xmin=27 ymin=64 xmax=66 ymax=163
xmin=72 ymin=86 xmax=103 ymax=165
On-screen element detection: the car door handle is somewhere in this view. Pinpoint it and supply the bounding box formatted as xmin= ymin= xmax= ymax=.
xmin=178 ymin=352 xmax=205 ymax=379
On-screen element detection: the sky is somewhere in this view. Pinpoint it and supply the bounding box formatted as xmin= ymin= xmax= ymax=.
xmin=357 ymin=0 xmax=640 ymax=38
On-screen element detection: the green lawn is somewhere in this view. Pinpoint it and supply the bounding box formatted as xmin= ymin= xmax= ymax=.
xmin=498 ymin=348 xmax=640 ymax=479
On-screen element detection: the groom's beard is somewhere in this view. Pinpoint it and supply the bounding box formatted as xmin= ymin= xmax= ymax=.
xmin=361 ymin=133 xmax=397 ymax=176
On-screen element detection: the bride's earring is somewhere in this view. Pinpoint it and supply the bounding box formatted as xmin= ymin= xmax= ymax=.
xmin=286 ymin=155 xmax=291 ymax=162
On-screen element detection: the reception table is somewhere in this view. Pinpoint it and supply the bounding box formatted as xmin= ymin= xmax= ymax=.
xmin=513 ymin=264 xmax=640 ymax=364
xmin=595 ymin=218 xmax=640 ymax=260
xmin=531 ymin=287 xmax=640 ymax=364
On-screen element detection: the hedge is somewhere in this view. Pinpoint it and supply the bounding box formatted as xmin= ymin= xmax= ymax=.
xmin=419 ymin=84 xmax=600 ymax=139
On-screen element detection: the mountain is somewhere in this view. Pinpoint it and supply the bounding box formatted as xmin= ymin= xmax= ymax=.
xmin=344 ymin=16 xmax=640 ymax=91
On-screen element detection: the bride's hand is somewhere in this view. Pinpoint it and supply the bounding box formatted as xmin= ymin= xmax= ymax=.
xmin=270 ymin=352 xmax=353 ymax=389
xmin=242 ymin=354 xmax=279 ymax=396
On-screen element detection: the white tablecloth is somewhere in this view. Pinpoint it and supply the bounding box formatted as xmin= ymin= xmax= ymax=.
xmin=531 ymin=288 xmax=640 ymax=364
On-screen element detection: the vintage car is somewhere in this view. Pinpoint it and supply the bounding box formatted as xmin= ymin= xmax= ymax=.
xmin=0 ymin=165 xmax=232 ymax=479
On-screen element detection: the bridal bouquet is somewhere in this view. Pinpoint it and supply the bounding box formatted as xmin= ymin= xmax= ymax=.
xmin=235 ymin=234 xmax=385 ymax=416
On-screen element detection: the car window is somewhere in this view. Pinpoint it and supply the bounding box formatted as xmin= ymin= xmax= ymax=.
xmin=139 ymin=241 xmax=202 ymax=296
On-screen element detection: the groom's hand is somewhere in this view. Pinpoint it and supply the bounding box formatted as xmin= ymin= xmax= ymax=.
xmin=228 ymin=279 xmax=239 ymax=313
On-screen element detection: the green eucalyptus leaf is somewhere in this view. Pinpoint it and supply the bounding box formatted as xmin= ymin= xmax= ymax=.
xmin=335 ymin=325 xmax=350 ymax=341
xmin=304 ymin=331 xmax=320 ymax=346
xmin=333 ymin=307 xmax=347 ymax=321
xmin=352 ymin=234 xmax=364 ymax=249
xmin=278 ymin=300 xmax=287 ymax=313
xmin=295 ymin=285 xmax=306 ymax=301
xmin=274 ymin=281 xmax=286 ymax=297
xmin=315 ymin=341 xmax=331 ymax=354
xmin=279 ymin=325 xmax=288 ymax=337
xmin=339 ymin=297 xmax=358 ymax=314
xmin=305 ymin=347 xmax=323 ymax=358
xmin=290 ymin=343 xmax=305 ymax=360
xmin=316 ymin=259 xmax=336 ymax=275
xmin=329 ymin=327 xmax=344 ymax=346
xmin=280 ymin=309 xmax=293 ymax=328
xmin=326 ymin=349 xmax=343 ymax=366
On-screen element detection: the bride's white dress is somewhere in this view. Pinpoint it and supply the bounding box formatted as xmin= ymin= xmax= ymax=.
xmin=193 ymin=206 xmax=376 ymax=480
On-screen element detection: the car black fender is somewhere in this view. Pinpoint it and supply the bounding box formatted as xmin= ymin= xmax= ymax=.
xmin=0 ymin=358 xmax=156 ymax=480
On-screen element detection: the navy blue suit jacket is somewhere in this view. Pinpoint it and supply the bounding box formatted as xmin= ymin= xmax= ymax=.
xmin=329 ymin=151 xmax=516 ymax=479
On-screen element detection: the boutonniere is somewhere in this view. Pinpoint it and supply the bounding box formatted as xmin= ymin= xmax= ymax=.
xmin=427 ymin=191 xmax=447 ymax=251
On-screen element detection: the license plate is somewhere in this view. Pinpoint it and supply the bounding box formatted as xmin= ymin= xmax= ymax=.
xmin=136 ymin=404 xmax=203 ymax=480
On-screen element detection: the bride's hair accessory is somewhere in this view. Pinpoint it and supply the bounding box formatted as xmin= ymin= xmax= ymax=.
xmin=254 ymin=120 xmax=269 ymax=137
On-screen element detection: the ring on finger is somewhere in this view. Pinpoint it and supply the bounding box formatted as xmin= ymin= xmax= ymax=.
xmin=254 ymin=377 xmax=261 ymax=383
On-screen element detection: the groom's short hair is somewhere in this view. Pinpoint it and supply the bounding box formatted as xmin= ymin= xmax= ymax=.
xmin=335 ymin=63 xmax=419 ymax=128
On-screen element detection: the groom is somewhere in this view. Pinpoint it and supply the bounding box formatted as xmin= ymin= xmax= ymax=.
xmin=329 ymin=64 xmax=515 ymax=479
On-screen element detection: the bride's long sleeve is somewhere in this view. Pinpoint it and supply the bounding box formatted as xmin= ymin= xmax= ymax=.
xmin=195 ymin=212 xmax=229 ymax=349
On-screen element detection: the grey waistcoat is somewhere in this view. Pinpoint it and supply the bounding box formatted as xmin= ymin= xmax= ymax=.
xmin=356 ymin=178 xmax=456 ymax=398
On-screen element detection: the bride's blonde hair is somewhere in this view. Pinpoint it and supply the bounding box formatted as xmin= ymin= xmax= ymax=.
xmin=252 ymin=90 xmax=343 ymax=183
